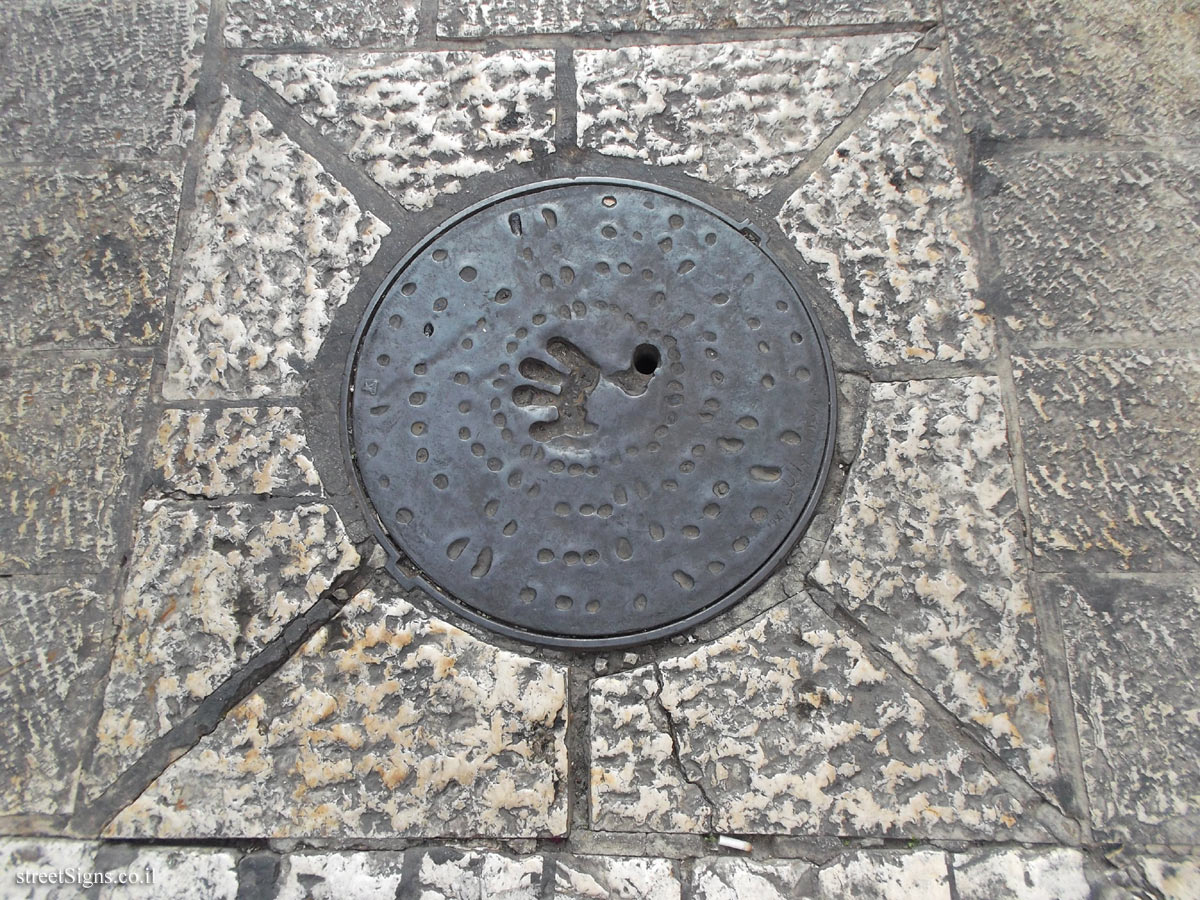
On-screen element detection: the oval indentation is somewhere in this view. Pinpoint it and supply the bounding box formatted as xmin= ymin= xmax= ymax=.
xmin=682 ymin=525 xmax=700 ymax=539
xmin=409 ymin=392 xmax=426 ymax=406
xmin=389 ymin=314 xmax=403 ymax=328
xmin=649 ymin=523 xmax=665 ymax=541
xmin=433 ymin=249 xmax=448 ymax=261
xmin=433 ymin=473 xmax=449 ymax=489
xmin=718 ymin=437 xmax=744 ymax=453
xmin=616 ymin=538 xmax=633 ymax=560
xmin=794 ymin=366 xmax=811 ymax=382
xmin=751 ymin=506 xmax=768 ymax=522
xmin=503 ymin=520 xmax=518 ymax=536
xmin=369 ymin=404 xmax=390 ymax=416
xmin=733 ymin=536 xmax=750 ymax=552
xmin=555 ymin=595 xmax=572 ymax=610
xmin=459 ymin=266 xmax=477 ymax=282
xmin=677 ymin=260 xmax=695 ymax=274
xmin=669 ymin=214 xmax=684 ymax=229
xmin=484 ymin=499 xmax=499 ymax=517
xmin=703 ymin=503 xmax=721 ymax=518
xmin=586 ymin=599 xmax=601 ymax=612
xmin=508 ymin=213 xmax=523 ymax=235
xmin=447 ymin=537 xmax=469 ymax=560
xmin=519 ymin=587 xmax=536 ymax=603
xmin=780 ymin=430 xmax=802 ymax=445
xmin=537 ymin=548 xmax=554 ymax=563
xmin=410 ymin=421 xmax=426 ymax=436
xmin=542 ymin=208 xmax=557 ymax=229
xmin=401 ymin=282 xmax=416 ymax=295
xmin=470 ymin=547 xmax=493 ymax=578
xmin=750 ymin=466 xmax=782 ymax=482
xmin=673 ymin=570 xmax=694 ymax=590
xmin=708 ymin=561 xmax=725 ymax=574
xmin=395 ymin=508 xmax=413 ymax=524
xmin=737 ymin=416 xmax=759 ymax=430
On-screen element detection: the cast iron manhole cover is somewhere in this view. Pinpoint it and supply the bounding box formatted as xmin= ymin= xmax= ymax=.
xmin=345 ymin=179 xmax=836 ymax=649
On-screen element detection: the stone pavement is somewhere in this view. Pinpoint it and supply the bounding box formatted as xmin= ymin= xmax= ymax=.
xmin=0 ymin=0 xmax=1197 ymax=896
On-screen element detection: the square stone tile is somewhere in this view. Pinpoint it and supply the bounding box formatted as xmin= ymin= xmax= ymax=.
xmin=946 ymin=0 xmax=1200 ymax=140
xmin=440 ymin=0 xmax=935 ymax=36
xmin=589 ymin=598 xmax=1042 ymax=839
xmin=575 ymin=35 xmax=918 ymax=199
xmin=1013 ymin=349 xmax=1200 ymax=571
xmin=812 ymin=377 xmax=1054 ymax=786
xmin=778 ymin=57 xmax=993 ymax=368
xmin=0 ymin=355 xmax=152 ymax=573
xmin=87 ymin=500 xmax=360 ymax=794
xmin=107 ymin=586 xmax=569 ymax=838
xmin=246 ymin=50 xmax=556 ymax=211
xmin=979 ymin=152 xmax=1200 ymax=342
xmin=1051 ymin=572 xmax=1200 ymax=843
xmin=163 ymin=89 xmax=388 ymax=400
xmin=225 ymin=0 xmax=419 ymax=48
xmin=0 ymin=0 xmax=205 ymax=161
xmin=0 ymin=164 xmax=182 ymax=349
xmin=0 ymin=578 xmax=110 ymax=816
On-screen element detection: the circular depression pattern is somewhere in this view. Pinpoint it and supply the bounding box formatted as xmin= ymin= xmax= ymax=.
xmin=348 ymin=181 xmax=835 ymax=647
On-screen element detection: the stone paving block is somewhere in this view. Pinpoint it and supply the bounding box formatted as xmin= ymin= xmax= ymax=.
xmin=409 ymin=849 xmax=543 ymax=900
xmin=553 ymin=855 xmax=680 ymax=900
xmin=692 ymin=857 xmax=817 ymax=900
xmin=247 ymin=51 xmax=556 ymax=211
xmin=818 ymin=850 xmax=950 ymax=899
xmin=1013 ymin=349 xmax=1200 ymax=571
xmin=1142 ymin=858 xmax=1200 ymax=900
xmin=87 ymin=501 xmax=360 ymax=794
xmin=0 ymin=356 xmax=151 ymax=573
xmin=150 ymin=407 xmax=322 ymax=498
xmin=575 ymin=35 xmax=918 ymax=199
xmin=812 ymin=377 xmax=1054 ymax=786
xmin=1051 ymin=572 xmax=1200 ymax=843
xmin=779 ymin=58 xmax=992 ymax=367
xmin=0 ymin=579 xmax=109 ymax=816
xmin=0 ymin=839 xmax=98 ymax=899
xmin=589 ymin=598 xmax=1040 ymax=838
xmin=225 ymin=0 xmax=419 ymax=48
xmin=979 ymin=152 xmax=1200 ymax=342
xmin=0 ymin=0 xmax=204 ymax=160
xmin=440 ymin=0 xmax=936 ymax=36
xmin=274 ymin=851 xmax=402 ymax=900
xmin=107 ymin=587 xmax=569 ymax=838
xmin=951 ymin=848 xmax=1089 ymax=900
xmin=0 ymin=165 xmax=182 ymax=349
xmin=163 ymin=90 xmax=388 ymax=400
xmin=946 ymin=0 xmax=1200 ymax=140
xmin=92 ymin=845 xmax=238 ymax=899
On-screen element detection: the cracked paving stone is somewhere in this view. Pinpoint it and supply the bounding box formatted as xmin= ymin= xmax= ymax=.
xmin=1014 ymin=349 xmax=1200 ymax=571
xmin=818 ymin=850 xmax=950 ymax=899
xmin=0 ymin=164 xmax=182 ymax=349
xmin=0 ymin=579 xmax=108 ymax=816
xmin=86 ymin=500 xmax=359 ymax=795
xmin=589 ymin=597 xmax=1041 ymax=838
xmin=225 ymin=0 xmax=419 ymax=48
xmin=945 ymin=0 xmax=1200 ymax=140
xmin=574 ymin=34 xmax=919 ymax=199
xmin=247 ymin=50 xmax=556 ymax=211
xmin=811 ymin=377 xmax=1055 ymax=788
xmin=1051 ymin=572 xmax=1200 ymax=843
xmin=777 ymin=57 xmax=992 ymax=368
xmin=163 ymin=89 xmax=388 ymax=400
xmin=1142 ymin=858 xmax=1200 ymax=900
xmin=106 ymin=587 xmax=568 ymax=838
xmin=952 ymin=847 xmax=1090 ymax=900
xmin=0 ymin=0 xmax=205 ymax=161
xmin=150 ymin=407 xmax=322 ymax=498
xmin=692 ymin=858 xmax=816 ymax=900
xmin=0 ymin=356 xmax=151 ymax=573
xmin=553 ymin=855 xmax=681 ymax=900
xmin=440 ymin=0 xmax=935 ymax=36
xmin=979 ymin=152 xmax=1200 ymax=343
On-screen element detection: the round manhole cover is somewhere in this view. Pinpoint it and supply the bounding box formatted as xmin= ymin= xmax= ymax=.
xmin=345 ymin=179 xmax=836 ymax=649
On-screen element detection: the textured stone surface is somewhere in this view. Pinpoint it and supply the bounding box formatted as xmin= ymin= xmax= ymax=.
xmin=0 ymin=579 xmax=109 ymax=816
xmin=946 ymin=0 xmax=1200 ymax=140
xmin=441 ymin=0 xmax=935 ymax=36
xmin=778 ymin=58 xmax=991 ymax=367
xmin=92 ymin=845 xmax=238 ymax=899
xmin=818 ymin=851 xmax=950 ymax=900
xmin=150 ymin=407 xmax=322 ymax=498
xmin=692 ymin=858 xmax=816 ymax=900
xmin=952 ymin=848 xmax=1089 ymax=900
xmin=88 ymin=501 xmax=360 ymax=793
xmin=590 ymin=598 xmax=1037 ymax=837
xmin=0 ymin=356 xmax=151 ymax=572
xmin=1052 ymin=572 xmax=1200 ymax=842
xmin=1143 ymin=858 xmax=1200 ymax=900
xmin=225 ymin=0 xmax=419 ymax=47
xmin=553 ymin=856 xmax=680 ymax=900
xmin=248 ymin=51 xmax=555 ymax=210
xmin=108 ymin=587 xmax=569 ymax=838
xmin=0 ymin=0 xmax=204 ymax=160
xmin=812 ymin=377 xmax=1054 ymax=786
xmin=0 ymin=165 xmax=181 ymax=349
xmin=575 ymin=35 xmax=918 ymax=199
xmin=980 ymin=152 xmax=1200 ymax=342
xmin=0 ymin=839 xmax=98 ymax=899
xmin=1014 ymin=350 xmax=1200 ymax=571
xmin=163 ymin=91 xmax=388 ymax=400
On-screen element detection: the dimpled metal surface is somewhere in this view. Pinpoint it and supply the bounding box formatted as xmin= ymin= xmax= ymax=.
xmin=347 ymin=180 xmax=836 ymax=648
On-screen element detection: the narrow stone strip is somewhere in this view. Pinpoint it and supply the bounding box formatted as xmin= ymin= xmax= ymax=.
xmin=554 ymin=47 xmax=578 ymax=150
